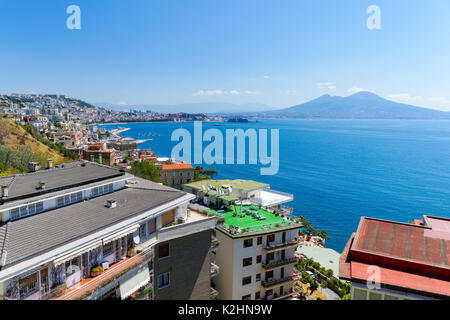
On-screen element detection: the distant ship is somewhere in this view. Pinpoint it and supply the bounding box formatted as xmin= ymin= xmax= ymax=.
xmin=227 ymin=117 xmax=249 ymax=123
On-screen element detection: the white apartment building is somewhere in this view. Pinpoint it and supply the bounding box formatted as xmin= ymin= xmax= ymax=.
xmin=183 ymin=179 xmax=301 ymax=300
xmin=0 ymin=161 xmax=217 ymax=300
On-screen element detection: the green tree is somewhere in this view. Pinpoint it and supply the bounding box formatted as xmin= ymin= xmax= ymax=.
xmin=130 ymin=161 xmax=161 ymax=182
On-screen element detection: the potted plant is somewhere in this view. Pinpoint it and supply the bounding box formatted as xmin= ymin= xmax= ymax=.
xmin=90 ymin=265 xmax=104 ymax=277
xmin=127 ymin=248 xmax=136 ymax=257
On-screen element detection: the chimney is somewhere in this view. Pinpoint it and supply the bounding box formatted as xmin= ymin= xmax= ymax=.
xmin=47 ymin=159 xmax=53 ymax=169
xmin=106 ymin=199 xmax=117 ymax=208
xmin=90 ymin=155 xmax=95 ymax=162
xmin=39 ymin=181 xmax=46 ymax=190
xmin=1 ymin=185 xmax=9 ymax=198
xmin=98 ymin=153 xmax=103 ymax=164
xmin=28 ymin=162 xmax=40 ymax=173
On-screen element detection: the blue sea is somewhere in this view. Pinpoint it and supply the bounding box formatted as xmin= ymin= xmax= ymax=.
xmin=100 ymin=120 xmax=450 ymax=252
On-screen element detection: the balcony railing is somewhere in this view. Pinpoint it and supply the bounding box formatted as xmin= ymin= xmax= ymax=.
xmin=51 ymin=249 xmax=154 ymax=300
xmin=264 ymin=288 xmax=294 ymax=300
xmin=261 ymin=275 xmax=298 ymax=289
xmin=211 ymin=237 xmax=220 ymax=251
xmin=211 ymin=262 xmax=220 ymax=277
xmin=262 ymin=257 xmax=297 ymax=270
xmin=210 ymin=287 xmax=219 ymax=300
xmin=263 ymin=239 xmax=300 ymax=252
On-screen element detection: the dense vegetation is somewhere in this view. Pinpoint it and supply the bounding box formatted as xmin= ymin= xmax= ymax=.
xmin=296 ymin=258 xmax=350 ymax=300
xmin=298 ymin=215 xmax=330 ymax=241
xmin=0 ymin=118 xmax=70 ymax=174
xmin=22 ymin=124 xmax=78 ymax=160
xmin=194 ymin=166 xmax=217 ymax=181
xmin=130 ymin=160 xmax=161 ymax=182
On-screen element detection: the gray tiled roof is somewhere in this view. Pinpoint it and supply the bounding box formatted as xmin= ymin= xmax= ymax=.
xmin=0 ymin=178 xmax=186 ymax=268
xmin=0 ymin=161 xmax=125 ymax=204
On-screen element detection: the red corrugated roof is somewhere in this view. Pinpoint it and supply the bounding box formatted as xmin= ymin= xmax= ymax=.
xmin=340 ymin=215 xmax=450 ymax=297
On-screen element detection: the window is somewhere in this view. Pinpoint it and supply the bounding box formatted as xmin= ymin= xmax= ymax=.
xmin=158 ymin=243 xmax=170 ymax=259
xmin=158 ymin=272 xmax=170 ymax=289
xmin=139 ymin=224 xmax=146 ymax=239
xmin=267 ymin=234 xmax=275 ymax=244
xmin=20 ymin=206 xmax=27 ymax=217
xmin=28 ymin=203 xmax=36 ymax=215
xmin=243 ymin=239 xmax=253 ymax=248
xmin=256 ymin=273 xmax=261 ymax=282
xmin=10 ymin=208 xmax=20 ymax=220
xmin=65 ymin=257 xmax=80 ymax=276
xmin=57 ymin=192 xmax=82 ymax=207
xmin=103 ymin=242 xmax=114 ymax=257
xmin=19 ymin=273 xmax=38 ymax=299
xmin=148 ymin=218 xmax=156 ymax=235
xmin=266 ymin=252 xmax=274 ymax=262
xmin=257 ymin=237 xmax=262 ymax=245
xmin=242 ymin=276 xmax=252 ymax=286
xmin=242 ymin=294 xmax=251 ymax=300
xmin=256 ymin=255 xmax=262 ymax=264
xmin=36 ymin=202 xmax=43 ymax=212
xmin=265 ymin=271 xmax=274 ymax=281
xmin=242 ymin=257 xmax=253 ymax=267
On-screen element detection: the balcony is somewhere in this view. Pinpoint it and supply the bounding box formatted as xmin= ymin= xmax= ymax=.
xmin=265 ymin=289 xmax=294 ymax=300
xmin=261 ymin=275 xmax=298 ymax=289
xmin=51 ymin=249 xmax=153 ymax=300
xmin=210 ymin=262 xmax=219 ymax=277
xmin=263 ymin=239 xmax=300 ymax=252
xmin=211 ymin=237 xmax=220 ymax=251
xmin=262 ymin=257 xmax=297 ymax=270
xmin=210 ymin=287 xmax=219 ymax=300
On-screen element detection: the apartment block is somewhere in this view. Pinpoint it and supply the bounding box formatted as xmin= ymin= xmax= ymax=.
xmin=183 ymin=179 xmax=301 ymax=300
xmin=0 ymin=161 xmax=217 ymax=300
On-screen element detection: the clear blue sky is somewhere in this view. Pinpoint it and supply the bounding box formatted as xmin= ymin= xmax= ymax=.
xmin=1 ymin=0 xmax=449 ymax=110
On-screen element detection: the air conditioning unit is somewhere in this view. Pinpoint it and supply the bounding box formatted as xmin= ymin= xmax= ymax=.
xmin=101 ymin=262 xmax=110 ymax=270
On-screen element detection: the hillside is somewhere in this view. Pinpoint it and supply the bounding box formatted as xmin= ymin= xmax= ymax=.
xmin=258 ymin=92 xmax=450 ymax=119
xmin=0 ymin=117 xmax=69 ymax=174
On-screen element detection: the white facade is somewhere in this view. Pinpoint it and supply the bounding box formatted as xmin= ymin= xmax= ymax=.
xmin=214 ymin=228 xmax=299 ymax=300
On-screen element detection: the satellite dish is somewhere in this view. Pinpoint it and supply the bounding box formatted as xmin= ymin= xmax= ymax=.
xmin=133 ymin=233 xmax=140 ymax=245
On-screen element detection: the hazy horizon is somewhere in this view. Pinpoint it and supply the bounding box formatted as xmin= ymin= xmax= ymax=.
xmin=1 ymin=1 xmax=449 ymax=112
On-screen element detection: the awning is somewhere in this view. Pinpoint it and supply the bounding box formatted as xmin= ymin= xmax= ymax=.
xmin=102 ymin=224 xmax=140 ymax=245
xmin=119 ymin=267 xmax=150 ymax=299
xmin=53 ymin=240 xmax=103 ymax=265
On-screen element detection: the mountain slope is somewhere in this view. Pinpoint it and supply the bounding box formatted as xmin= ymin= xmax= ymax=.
xmin=0 ymin=118 xmax=69 ymax=174
xmin=262 ymin=92 xmax=450 ymax=119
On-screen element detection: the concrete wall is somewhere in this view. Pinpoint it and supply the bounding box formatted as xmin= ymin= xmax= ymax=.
xmin=154 ymin=229 xmax=212 ymax=300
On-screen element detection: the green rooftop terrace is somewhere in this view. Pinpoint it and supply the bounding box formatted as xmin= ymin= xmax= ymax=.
xmin=210 ymin=205 xmax=302 ymax=237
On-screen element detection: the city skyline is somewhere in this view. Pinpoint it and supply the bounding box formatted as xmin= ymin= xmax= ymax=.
xmin=1 ymin=1 xmax=450 ymax=111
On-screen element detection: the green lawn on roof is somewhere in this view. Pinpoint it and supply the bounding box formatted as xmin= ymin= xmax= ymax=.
xmin=221 ymin=205 xmax=288 ymax=232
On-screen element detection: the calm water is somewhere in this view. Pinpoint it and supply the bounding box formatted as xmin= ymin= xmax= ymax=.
xmin=100 ymin=120 xmax=450 ymax=252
